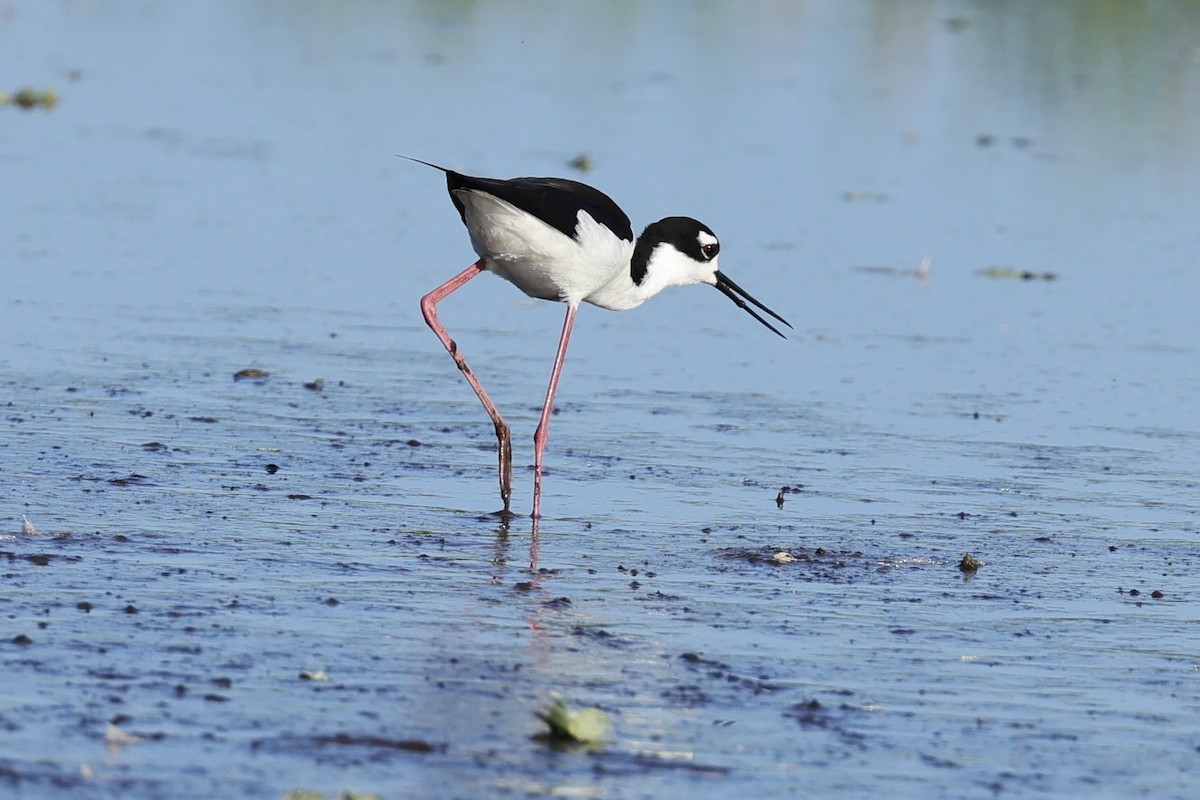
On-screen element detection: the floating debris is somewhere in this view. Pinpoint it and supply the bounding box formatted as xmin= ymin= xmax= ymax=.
xmin=535 ymin=694 xmax=610 ymax=745
xmin=233 ymin=368 xmax=269 ymax=381
xmin=854 ymin=255 xmax=930 ymax=283
xmin=299 ymin=669 xmax=329 ymax=681
xmin=916 ymin=255 xmax=931 ymax=281
xmin=976 ymin=134 xmax=1033 ymax=149
xmin=313 ymin=732 xmax=443 ymax=754
xmin=2 ymin=87 xmax=59 ymax=111
xmin=772 ymin=551 xmax=796 ymax=564
xmin=841 ymin=190 xmax=888 ymax=203
xmin=284 ymin=792 xmax=380 ymax=800
xmin=104 ymin=722 xmax=146 ymax=751
xmin=978 ymin=266 xmax=1058 ymax=281
xmin=775 ymin=484 xmax=804 ymax=509
xmin=108 ymin=473 xmax=152 ymax=487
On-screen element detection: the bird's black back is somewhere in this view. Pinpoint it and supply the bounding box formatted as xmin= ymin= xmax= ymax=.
xmin=439 ymin=167 xmax=635 ymax=244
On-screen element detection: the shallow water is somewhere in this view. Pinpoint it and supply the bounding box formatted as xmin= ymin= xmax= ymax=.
xmin=3 ymin=2 xmax=1199 ymax=798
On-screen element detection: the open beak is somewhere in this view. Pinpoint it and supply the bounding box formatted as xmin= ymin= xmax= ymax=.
xmin=713 ymin=271 xmax=793 ymax=339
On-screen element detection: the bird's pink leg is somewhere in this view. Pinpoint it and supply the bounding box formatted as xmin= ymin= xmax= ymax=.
xmin=532 ymin=303 xmax=578 ymax=519
xmin=421 ymin=259 xmax=513 ymax=514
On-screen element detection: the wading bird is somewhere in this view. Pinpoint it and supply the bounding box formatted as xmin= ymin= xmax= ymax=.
xmin=415 ymin=159 xmax=790 ymax=518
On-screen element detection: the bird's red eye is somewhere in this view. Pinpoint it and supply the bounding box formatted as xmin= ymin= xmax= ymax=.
xmin=702 ymin=243 xmax=719 ymax=260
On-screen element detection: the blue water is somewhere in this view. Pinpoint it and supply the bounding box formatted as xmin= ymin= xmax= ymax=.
xmin=2 ymin=2 xmax=1198 ymax=798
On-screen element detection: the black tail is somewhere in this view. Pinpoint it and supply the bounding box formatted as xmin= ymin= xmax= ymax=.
xmin=398 ymin=155 xmax=452 ymax=174
xmin=399 ymin=156 xmax=471 ymax=222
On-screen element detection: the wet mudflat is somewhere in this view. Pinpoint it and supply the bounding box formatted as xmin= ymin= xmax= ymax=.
xmin=3 ymin=2 xmax=1200 ymax=798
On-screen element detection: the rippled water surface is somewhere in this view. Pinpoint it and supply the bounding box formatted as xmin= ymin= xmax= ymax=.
xmin=3 ymin=2 xmax=1199 ymax=798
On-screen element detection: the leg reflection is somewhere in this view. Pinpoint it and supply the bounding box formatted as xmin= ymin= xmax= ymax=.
xmin=529 ymin=514 xmax=540 ymax=571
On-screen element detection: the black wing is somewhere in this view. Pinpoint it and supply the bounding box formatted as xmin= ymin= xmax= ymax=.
xmin=405 ymin=157 xmax=634 ymax=243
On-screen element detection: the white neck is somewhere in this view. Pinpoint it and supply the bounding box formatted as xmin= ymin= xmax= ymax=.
xmin=582 ymin=266 xmax=652 ymax=311
xmin=581 ymin=242 xmax=696 ymax=311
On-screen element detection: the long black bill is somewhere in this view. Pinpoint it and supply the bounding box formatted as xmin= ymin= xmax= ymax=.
xmin=713 ymin=271 xmax=793 ymax=339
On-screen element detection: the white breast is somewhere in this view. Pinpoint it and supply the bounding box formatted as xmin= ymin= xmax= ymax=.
xmin=455 ymin=189 xmax=634 ymax=306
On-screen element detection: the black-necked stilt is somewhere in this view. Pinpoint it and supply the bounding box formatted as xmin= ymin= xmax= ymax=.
xmin=413 ymin=159 xmax=791 ymax=518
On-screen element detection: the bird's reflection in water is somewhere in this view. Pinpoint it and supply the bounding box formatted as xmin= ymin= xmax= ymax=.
xmin=489 ymin=512 xmax=539 ymax=578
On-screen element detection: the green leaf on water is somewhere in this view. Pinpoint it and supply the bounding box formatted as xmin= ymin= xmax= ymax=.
xmin=535 ymin=695 xmax=610 ymax=744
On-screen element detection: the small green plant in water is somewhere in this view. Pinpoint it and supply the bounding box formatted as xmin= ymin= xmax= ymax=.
xmin=1 ymin=87 xmax=58 ymax=110
xmin=535 ymin=694 xmax=610 ymax=745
